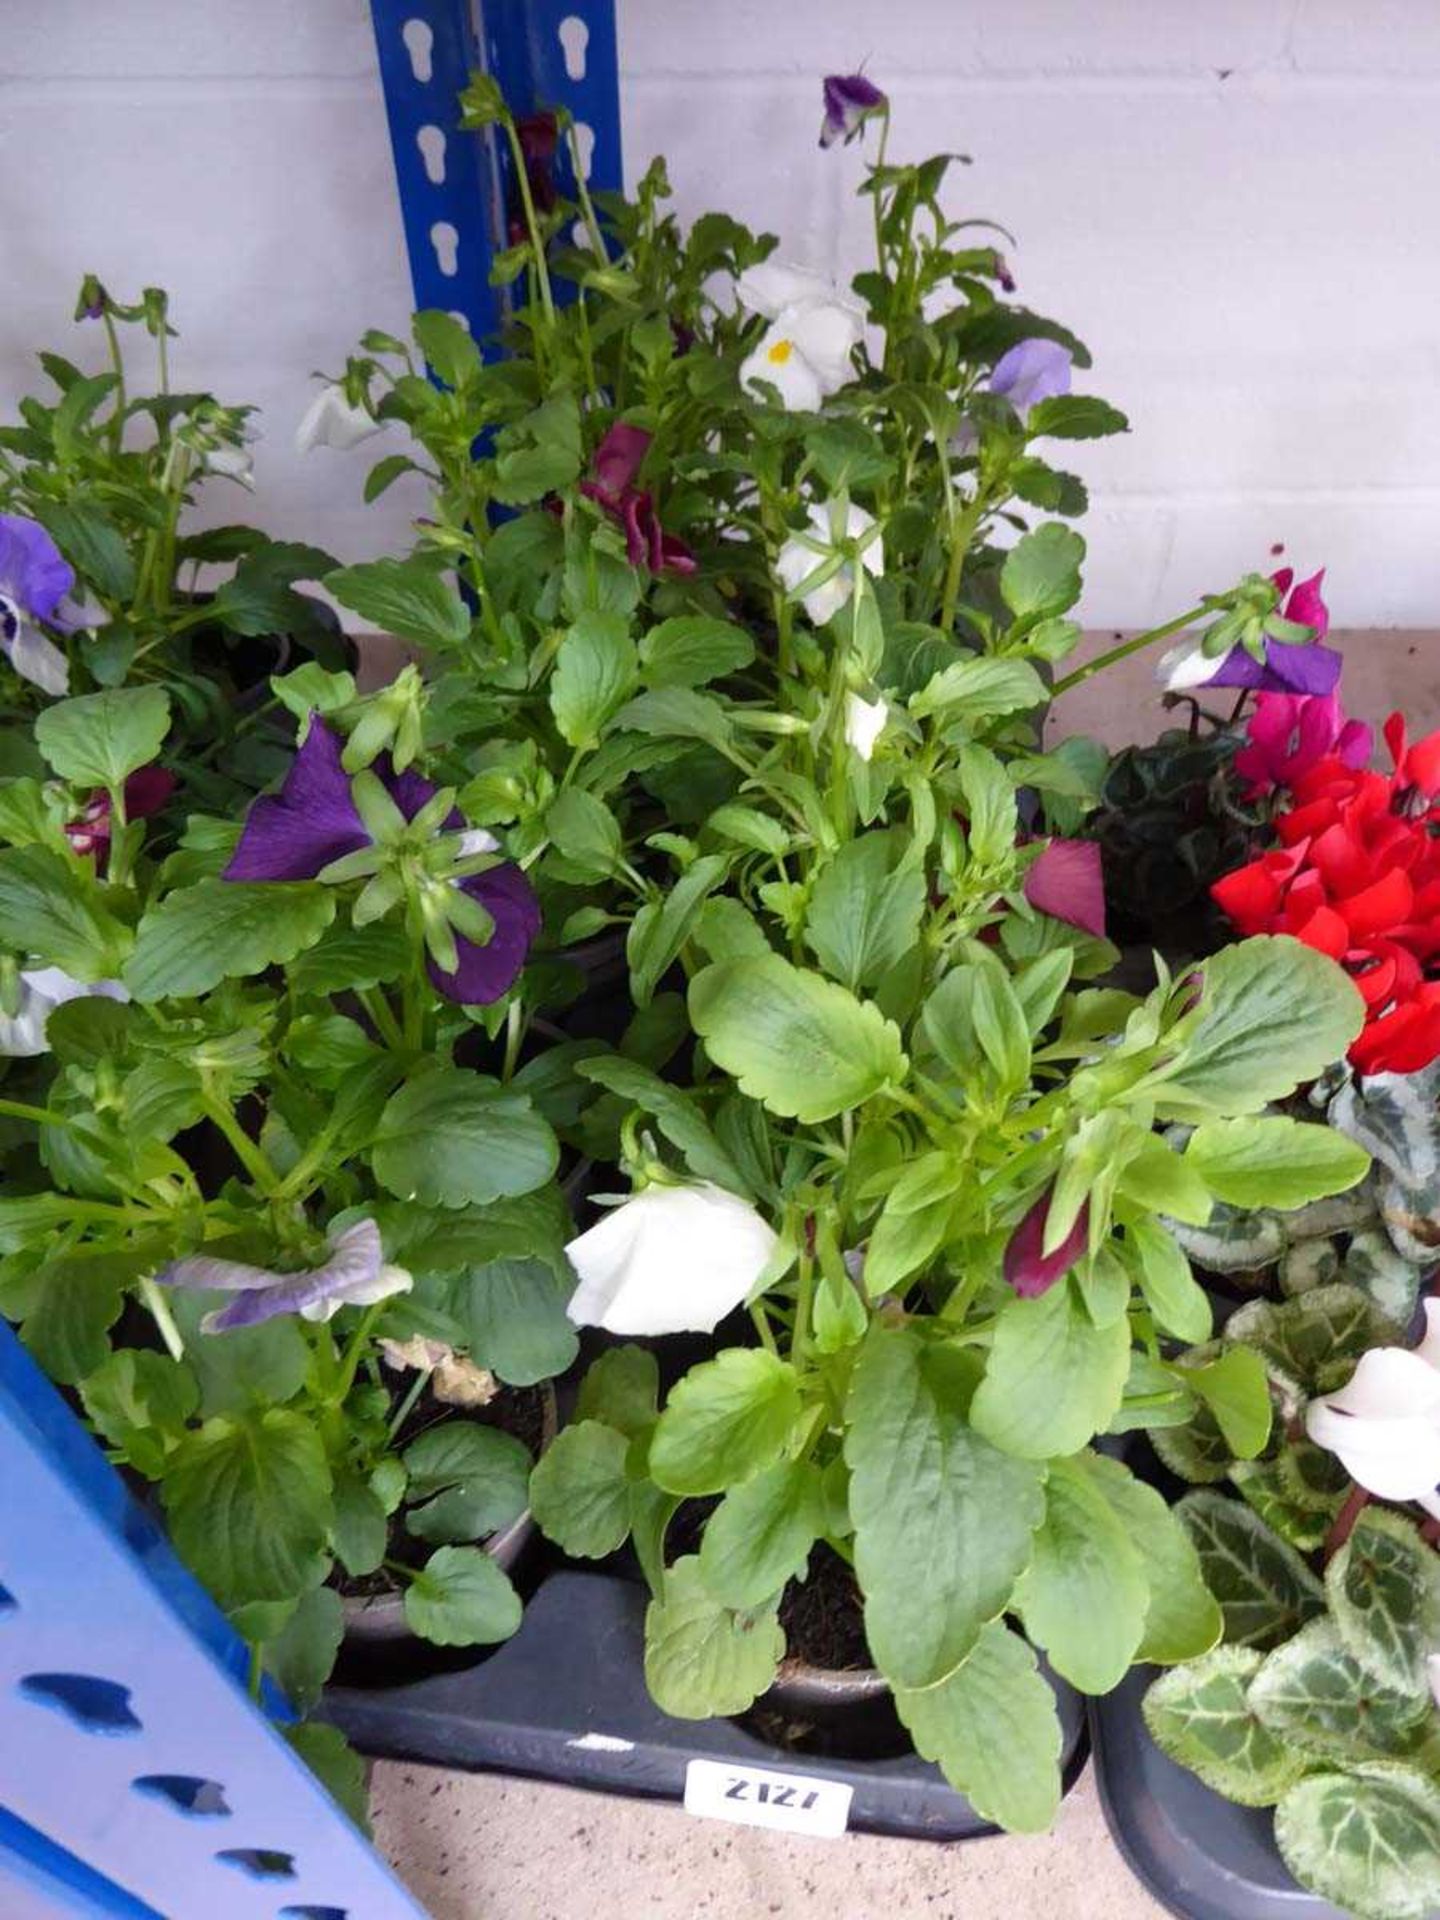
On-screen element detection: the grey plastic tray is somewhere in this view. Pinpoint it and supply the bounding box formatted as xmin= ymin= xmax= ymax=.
xmin=325 ymin=1568 xmax=1089 ymax=1842
xmin=1090 ymin=1668 xmax=1346 ymax=1919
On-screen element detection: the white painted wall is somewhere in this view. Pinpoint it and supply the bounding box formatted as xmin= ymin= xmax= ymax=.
xmin=4 ymin=1 xmax=1440 ymax=630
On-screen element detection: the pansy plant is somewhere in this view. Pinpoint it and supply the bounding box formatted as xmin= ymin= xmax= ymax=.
xmin=0 ymin=679 xmax=578 ymax=1713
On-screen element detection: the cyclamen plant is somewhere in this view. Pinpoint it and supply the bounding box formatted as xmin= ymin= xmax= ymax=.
xmin=0 ymin=282 xmax=347 ymax=799
xmin=0 ymin=678 xmax=577 ymax=1735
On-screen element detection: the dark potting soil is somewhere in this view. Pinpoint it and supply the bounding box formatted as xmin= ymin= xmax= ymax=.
xmin=778 ymin=1542 xmax=874 ymax=1674
xmin=333 ymin=1378 xmax=548 ymax=1603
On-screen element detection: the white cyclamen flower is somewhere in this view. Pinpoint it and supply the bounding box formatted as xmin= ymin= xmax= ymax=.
xmin=776 ymin=500 xmax=884 ymax=626
xmin=1305 ymin=1299 xmax=1440 ymax=1518
xmin=844 ymin=692 xmax=888 ymax=762
xmin=564 ymin=1181 xmax=779 ymax=1336
xmin=296 ymin=383 xmax=383 ymax=455
xmin=737 ymin=263 xmax=863 ymax=411
xmin=0 ymin=968 xmax=128 ymax=1057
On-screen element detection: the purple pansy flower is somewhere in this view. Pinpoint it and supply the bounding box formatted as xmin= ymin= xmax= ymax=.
xmin=1023 ymin=838 xmax=1106 ymax=939
xmin=0 ymin=514 xmax=75 ymax=696
xmin=989 ymin=339 xmax=1073 ymax=417
xmin=1004 ymin=1187 xmax=1089 ymax=1299
xmin=1160 ymin=568 xmax=1341 ymax=698
xmin=224 ymin=718 xmax=541 ymax=1005
xmin=820 ymin=73 xmax=887 ymax=149
xmin=158 ymin=1219 xmax=410 ymax=1333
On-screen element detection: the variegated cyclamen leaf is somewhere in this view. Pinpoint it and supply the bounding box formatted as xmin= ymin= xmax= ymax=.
xmin=1275 ymin=1765 xmax=1440 ymax=1920
xmin=1341 ymin=1227 xmax=1423 ymax=1329
xmin=1178 ymin=1491 xmax=1325 ymax=1649
xmin=1143 ymin=1648 xmax=1311 ymax=1806
xmin=1328 ymin=1060 xmax=1440 ymax=1187
xmin=1277 ymin=1237 xmax=1340 ymax=1297
xmin=1377 ymin=1167 xmax=1440 ymax=1268
xmin=1150 ymin=1398 xmax=1233 ymax=1486
xmin=1327 ymin=1509 xmax=1440 ymax=1700
xmin=1274 ymin=1438 xmax=1349 ymax=1516
xmin=1165 ymin=1203 xmax=1284 ymax=1275
xmin=1230 ymin=1461 xmax=1334 ymax=1555
xmin=1248 ymin=1618 xmax=1433 ymax=1765
xmin=1225 ymin=1284 xmax=1390 ymax=1397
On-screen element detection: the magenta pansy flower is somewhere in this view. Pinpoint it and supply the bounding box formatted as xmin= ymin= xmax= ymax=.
xmin=1023 ymin=838 xmax=1106 ymax=939
xmin=820 ymin=74 xmax=887 ymax=149
xmin=224 ymin=718 xmax=539 ymax=1005
xmin=580 ymin=423 xmax=696 ymax=576
xmin=67 ymin=766 xmax=177 ymax=861
xmin=1004 ymin=1186 xmax=1089 ymax=1299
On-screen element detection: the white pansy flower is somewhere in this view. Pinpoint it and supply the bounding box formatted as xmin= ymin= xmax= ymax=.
xmin=737 ymin=263 xmax=864 ymax=411
xmin=564 ymin=1181 xmax=779 ymax=1336
xmin=202 ymin=443 xmax=256 ymax=490
xmin=296 ymin=383 xmax=383 ymax=455
xmin=1305 ymin=1299 xmax=1440 ymax=1518
xmin=0 ymin=968 xmax=128 ymax=1058
xmin=844 ymin=692 xmax=888 ymax=762
xmin=776 ymin=500 xmax=884 ymax=627
xmin=1156 ymin=638 xmax=1222 ymax=693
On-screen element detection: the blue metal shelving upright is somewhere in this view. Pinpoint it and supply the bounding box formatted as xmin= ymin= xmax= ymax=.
xmin=0 ymin=3 xmax=621 ymax=1913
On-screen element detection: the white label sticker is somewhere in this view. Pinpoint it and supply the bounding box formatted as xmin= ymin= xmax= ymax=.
xmin=683 ymin=1758 xmax=853 ymax=1837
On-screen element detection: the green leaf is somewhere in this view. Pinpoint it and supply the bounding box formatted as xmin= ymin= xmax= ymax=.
xmin=1000 ymin=523 xmax=1086 ymax=621
xmin=1012 ymin=1453 xmax=1148 ymax=1692
xmin=610 ymin=686 xmax=735 ymax=752
xmin=689 ymin=955 xmax=907 ymax=1124
xmin=627 ymin=854 xmax=727 ymax=1005
xmin=957 ymin=742 xmax=1020 ymax=868
xmin=575 ymin=1055 xmax=750 ymax=1193
xmin=372 ymin=1069 xmax=557 ymax=1208
xmin=1186 ymin=1116 xmax=1371 ymax=1211
xmin=264 ymin=1585 xmax=342 ymax=1714
xmin=550 ymin=611 xmax=638 ymax=748
xmin=1250 ymin=1618 xmax=1433 ymax=1764
xmin=0 ymin=845 xmax=129 ymax=978
xmin=163 ymin=1410 xmax=332 ymax=1610
xmin=910 ymin=655 xmax=1047 ymax=724
xmin=284 ymin=1722 xmax=370 ymax=1831
xmin=1186 ymin=1346 xmax=1273 ymax=1457
xmin=894 ymin=1621 xmax=1062 ymax=1834
xmin=124 ymin=880 xmax=335 ymax=1001
xmin=289 ymin=921 xmax=409 ymax=995
xmin=970 ymin=1280 xmax=1132 ymax=1459
xmin=697 ymin=1459 xmax=824 ymax=1609
xmin=1328 ymin=1510 xmax=1440 ymax=1699
xmin=33 ymin=500 xmax=135 ymax=601
xmin=1083 ymin=1451 xmax=1223 ymax=1664
xmin=21 ymin=1257 xmax=126 ymax=1384
xmin=1026 ymin=394 xmax=1129 ymax=440
xmin=325 ymin=557 xmax=470 ymax=651
xmin=493 ymin=395 xmax=582 ymax=504
xmin=575 ymin=1346 xmax=660 ymax=1437
xmin=1143 ymin=1649 xmax=1312 ymax=1806
xmin=1178 ymin=1491 xmax=1326 ymax=1649
xmin=1157 ymin=937 xmax=1366 ymax=1117
xmin=403 ymin=1544 xmax=522 ymax=1646
xmin=648 ymin=1350 xmax=803 ymax=1496
xmin=402 ymin=1423 xmax=531 ymax=1545
xmin=803 ymin=834 xmax=927 ymax=992
xmin=1275 ymin=1765 xmax=1440 ymax=1920
xmin=170 ymin=1291 xmax=311 ymax=1416
xmin=463 ymin=1255 xmax=578 ymax=1385
xmin=35 ymin=687 xmax=171 ymax=789
xmin=644 ymin=1555 xmax=784 ymax=1718
xmin=546 ymin=788 xmax=622 ymax=876
xmin=79 ymin=1348 xmax=197 ymax=1476
xmin=845 ymin=1325 xmax=1045 ymax=1690
xmin=330 ymin=1469 xmax=387 ymax=1578
xmin=528 ymin=1420 xmax=632 ymax=1557
xmin=413 ymin=308 xmax=483 ymax=387
xmin=207 ymin=543 xmax=336 ymax=638
xmin=639 ymin=615 xmax=755 ymax=688
xmin=1125 ymin=1216 xmax=1211 ymax=1342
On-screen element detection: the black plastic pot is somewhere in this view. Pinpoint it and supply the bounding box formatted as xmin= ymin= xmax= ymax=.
xmin=323 ymin=1567 xmax=1089 ymax=1841
xmin=1090 ymin=1668 xmax=1344 ymax=1919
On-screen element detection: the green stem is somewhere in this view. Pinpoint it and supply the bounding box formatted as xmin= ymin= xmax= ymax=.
xmin=749 ymin=1302 xmax=778 ymax=1357
xmin=100 ymin=312 xmax=127 ymax=455
xmin=358 ymin=986 xmax=405 ymax=1052
xmin=792 ymin=1249 xmax=814 ymax=1369
xmin=501 ymin=998 xmax=525 ymax=1082
xmin=139 ymin=1273 xmax=186 ymax=1360
xmin=938 ymin=495 xmax=984 ymax=634
xmin=502 ymin=119 xmax=556 ymax=333
xmin=566 ymin=121 xmax=607 ymax=260
xmin=0 ymin=1096 xmax=71 ymax=1127
xmin=202 ymin=1096 xmax=279 ymax=1195
xmin=1049 ymin=603 xmax=1208 ymax=696
xmin=386 ymin=1366 xmax=432 ymax=1443
xmin=330 ymin=1303 xmax=384 ymax=1406
xmin=105 ymin=784 xmax=133 ymax=888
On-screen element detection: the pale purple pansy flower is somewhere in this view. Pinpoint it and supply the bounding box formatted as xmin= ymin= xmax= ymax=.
xmin=820 ymin=73 xmax=887 ymax=149
xmin=990 ymin=339 xmax=1073 ymax=417
xmin=1023 ymin=838 xmax=1106 ymax=939
xmin=224 ymin=718 xmax=541 ymax=1005
xmin=1004 ymin=1187 xmax=1089 ymax=1299
xmin=0 ymin=967 xmax=128 ymax=1058
xmin=1159 ymin=568 xmax=1341 ymax=698
xmin=0 ymin=514 xmax=75 ymax=696
xmin=158 ymin=1218 xmax=411 ymax=1334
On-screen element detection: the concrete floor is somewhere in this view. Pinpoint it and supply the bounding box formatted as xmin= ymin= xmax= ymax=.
xmin=368 ymin=628 xmax=1435 ymax=1918
xmin=370 ymin=1760 xmax=1166 ymax=1920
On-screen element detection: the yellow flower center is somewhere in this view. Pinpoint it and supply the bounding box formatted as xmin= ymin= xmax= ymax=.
xmin=766 ymin=338 xmax=795 ymax=365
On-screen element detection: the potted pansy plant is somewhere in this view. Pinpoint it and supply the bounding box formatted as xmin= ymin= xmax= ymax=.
xmin=0 ymin=675 xmax=578 ymax=1756
xmin=0 ymin=280 xmax=349 ymax=800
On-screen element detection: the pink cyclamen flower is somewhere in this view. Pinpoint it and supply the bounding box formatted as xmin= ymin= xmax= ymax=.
xmin=820 ymin=74 xmax=887 ymax=149
xmin=1004 ymin=1187 xmax=1089 ymax=1299
xmin=580 ymin=423 xmax=696 ymax=576
xmin=1233 ymin=690 xmax=1373 ymax=799
xmin=1023 ymin=838 xmax=1106 ymax=939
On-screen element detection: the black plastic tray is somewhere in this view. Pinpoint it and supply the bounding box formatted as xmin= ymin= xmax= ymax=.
xmin=1090 ymin=1668 xmax=1344 ymax=1919
xmin=324 ymin=1568 xmax=1089 ymax=1842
